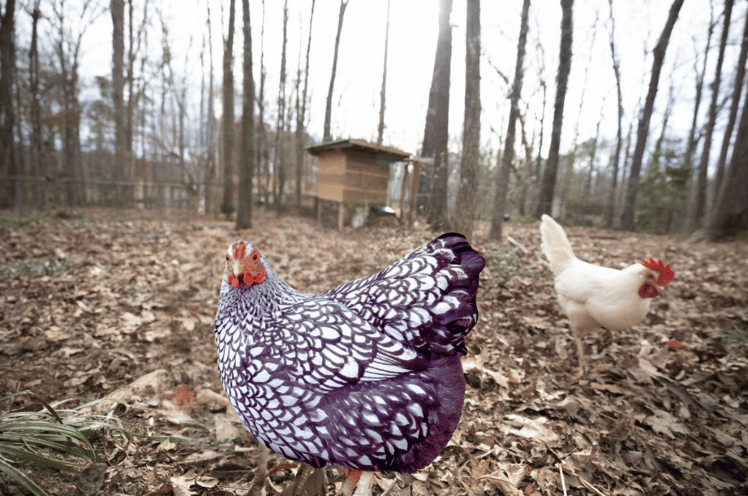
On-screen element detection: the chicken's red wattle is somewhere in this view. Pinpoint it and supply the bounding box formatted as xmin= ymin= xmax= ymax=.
xmin=638 ymin=282 xmax=659 ymax=298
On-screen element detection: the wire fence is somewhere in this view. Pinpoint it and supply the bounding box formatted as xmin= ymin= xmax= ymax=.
xmin=1 ymin=176 xmax=212 ymax=216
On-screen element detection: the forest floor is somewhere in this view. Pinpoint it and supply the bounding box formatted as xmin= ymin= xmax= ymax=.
xmin=0 ymin=208 xmax=747 ymax=496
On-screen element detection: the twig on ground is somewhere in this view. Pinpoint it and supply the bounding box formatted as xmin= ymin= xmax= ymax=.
xmin=558 ymin=464 xmax=567 ymax=496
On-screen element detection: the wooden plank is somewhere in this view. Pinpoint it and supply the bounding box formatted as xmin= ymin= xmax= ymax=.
xmin=316 ymin=183 xmax=344 ymax=202
xmin=342 ymin=189 xmax=388 ymax=204
xmin=343 ymin=172 xmax=389 ymax=191
xmin=315 ymin=152 xmax=346 ymax=202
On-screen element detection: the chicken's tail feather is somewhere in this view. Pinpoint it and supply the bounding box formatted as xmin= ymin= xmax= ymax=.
xmin=426 ymin=233 xmax=485 ymax=356
xmin=325 ymin=233 xmax=485 ymax=358
xmin=540 ymin=214 xmax=576 ymax=275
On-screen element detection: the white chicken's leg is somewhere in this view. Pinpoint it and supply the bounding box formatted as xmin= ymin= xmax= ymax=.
xmin=337 ymin=469 xmax=375 ymax=496
xmin=573 ymin=326 xmax=587 ymax=378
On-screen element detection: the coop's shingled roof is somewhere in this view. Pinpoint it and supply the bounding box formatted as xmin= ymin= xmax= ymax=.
xmin=306 ymin=139 xmax=411 ymax=161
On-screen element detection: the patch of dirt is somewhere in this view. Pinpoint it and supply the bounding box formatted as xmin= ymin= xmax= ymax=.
xmin=1 ymin=209 xmax=747 ymax=495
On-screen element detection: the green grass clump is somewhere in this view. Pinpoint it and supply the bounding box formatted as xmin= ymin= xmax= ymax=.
xmin=0 ymin=392 xmax=131 ymax=496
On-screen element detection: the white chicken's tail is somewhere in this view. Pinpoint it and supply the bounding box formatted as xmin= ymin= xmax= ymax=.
xmin=540 ymin=214 xmax=576 ymax=275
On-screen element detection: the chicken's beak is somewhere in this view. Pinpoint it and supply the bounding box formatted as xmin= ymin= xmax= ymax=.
xmin=232 ymin=261 xmax=244 ymax=278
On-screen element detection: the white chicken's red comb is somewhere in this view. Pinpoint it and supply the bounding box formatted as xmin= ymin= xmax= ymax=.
xmin=641 ymin=258 xmax=674 ymax=285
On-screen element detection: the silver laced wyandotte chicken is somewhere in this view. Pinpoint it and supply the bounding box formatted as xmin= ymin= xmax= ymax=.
xmin=214 ymin=233 xmax=485 ymax=496
xmin=540 ymin=214 xmax=675 ymax=376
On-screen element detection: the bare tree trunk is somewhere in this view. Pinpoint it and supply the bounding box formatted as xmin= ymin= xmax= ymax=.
xmin=619 ymin=0 xmax=683 ymax=231
xmin=51 ymin=0 xmax=93 ymax=207
xmin=517 ymin=113 xmax=534 ymax=217
xmin=112 ymin=0 xmax=125 ymax=207
xmin=530 ymin=79 xmax=547 ymax=216
xmin=605 ymin=0 xmax=623 ymax=227
xmin=274 ymin=0 xmax=289 ymax=210
xmin=423 ymin=0 xmax=453 ymax=228
xmin=561 ymin=7 xmax=599 ymax=218
xmin=706 ymin=79 xmax=748 ymax=240
xmin=236 ymin=0 xmax=254 ymax=229
xmin=124 ymin=0 xmax=147 ymax=204
xmin=376 ymin=0 xmax=391 ymax=146
xmin=323 ymin=0 xmax=349 ymax=142
xmin=489 ymin=0 xmax=530 ymax=240
xmin=589 ymin=113 xmax=603 ymax=196
xmin=685 ymin=0 xmax=732 ymax=233
xmin=677 ymin=12 xmax=714 ymax=223
xmin=29 ymin=3 xmax=44 ymax=207
xmin=650 ymin=81 xmax=675 ymax=173
xmin=204 ymin=1 xmax=216 ymax=214
xmin=14 ymin=54 xmax=25 ymax=209
xmin=222 ymin=0 xmax=236 ymax=211
xmin=713 ymin=8 xmax=748 ymax=204
xmin=683 ymin=4 xmax=715 ymax=181
xmin=535 ymin=0 xmax=573 ymax=218
xmin=0 ymin=0 xmax=16 ymax=209
xmin=257 ymin=0 xmax=268 ymax=205
xmin=453 ymin=0 xmax=480 ymax=242
xmin=617 ymin=120 xmax=633 ymax=212
xmin=295 ymin=0 xmax=315 ymax=207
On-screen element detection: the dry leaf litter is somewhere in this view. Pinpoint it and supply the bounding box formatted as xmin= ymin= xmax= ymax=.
xmin=0 ymin=209 xmax=746 ymax=495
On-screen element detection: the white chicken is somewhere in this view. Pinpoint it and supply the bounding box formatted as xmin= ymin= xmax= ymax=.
xmin=539 ymin=214 xmax=674 ymax=375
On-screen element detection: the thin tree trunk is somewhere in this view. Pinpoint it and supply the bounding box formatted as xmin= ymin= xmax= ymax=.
xmin=535 ymin=0 xmax=573 ymax=218
xmin=685 ymin=0 xmax=732 ymax=233
xmin=222 ymin=0 xmax=236 ymax=210
xmin=453 ymin=0 xmax=480 ymax=242
xmin=112 ymin=0 xmax=125 ymax=207
xmin=204 ymin=1 xmax=215 ymax=214
xmin=377 ymin=0 xmax=391 ymax=146
xmin=295 ymin=0 xmax=315 ymax=207
xmin=517 ymin=113 xmax=534 ymax=217
xmin=52 ymin=1 xmax=87 ymax=207
xmin=580 ymin=112 xmax=602 ymax=201
xmin=257 ymin=0 xmax=268 ymax=204
xmin=713 ymin=7 xmax=748 ymax=204
xmin=0 ymin=0 xmax=15 ymax=209
xmin=605 ymin=0 xmax=623 ymax=227
xmin=619 ymin=0 xmax=684 ymax=231
xmin=489 ymin=0 xmax=530 ymax=240
xmin=323 ymin=0 xmax=349 ymax=142
xmin=236 ymin=0 xmax=254 ymax=229
xmin=124 ymin=0 xmax=147 ymax=204
xmin=274 ymin=0 xmax=289 ymax=210
xmin=651 ymin=82 xmax=675 ymax=173
xmin=14 ymin=55 xmax=25 ymax=209
xmin=29 ymin=3 xmax=44 ymax=207
xmin=682 ymin=5 xmax=715 ymax=187
xmin=423 ymin=0 xmax=453 ymax=228
xmin=530 ymin=80 xmax=547 ymax=216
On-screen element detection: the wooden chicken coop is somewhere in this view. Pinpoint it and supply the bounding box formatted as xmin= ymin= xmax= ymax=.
xmin=307 ymin=139 xmax=410 ymax=229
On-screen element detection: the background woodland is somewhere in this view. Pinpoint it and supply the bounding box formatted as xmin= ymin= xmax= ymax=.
xmin=0 ymin=0 xmax=747 ymax=240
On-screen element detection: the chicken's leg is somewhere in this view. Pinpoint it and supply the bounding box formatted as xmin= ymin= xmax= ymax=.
xmin=573 ymin=326 xmax=587 ymax=378
xmin=337 ymin=469 xmax=375 ymax=496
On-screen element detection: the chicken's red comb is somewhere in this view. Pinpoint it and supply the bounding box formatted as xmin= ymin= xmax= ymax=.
xmin=642 ymin=258 xmax=674 ymax=285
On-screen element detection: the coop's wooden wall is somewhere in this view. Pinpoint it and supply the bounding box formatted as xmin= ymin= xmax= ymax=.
xmin=315 ymin=150 xmax=346 ymax=202
xmin=342 ymin=151 xmax=389 ymax=204
xmin=315 ymin=150 xmax=389 ymax=204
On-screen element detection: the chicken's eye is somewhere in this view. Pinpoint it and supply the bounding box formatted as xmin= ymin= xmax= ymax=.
xmin=226 ymin=255 xmax=230 ymax=261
